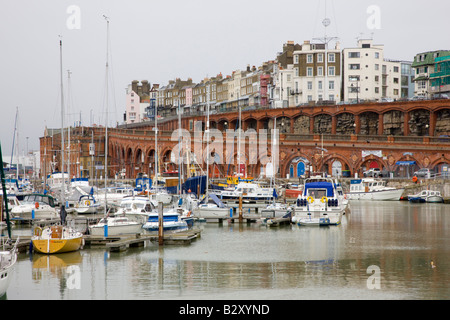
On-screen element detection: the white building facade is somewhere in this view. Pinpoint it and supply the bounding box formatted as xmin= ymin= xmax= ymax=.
xmin=342 ymin=39 xmax=402 ymax=102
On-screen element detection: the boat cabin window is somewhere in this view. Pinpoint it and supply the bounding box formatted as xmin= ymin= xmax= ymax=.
xmin=307 ymin=189 xmax=327 ymax=198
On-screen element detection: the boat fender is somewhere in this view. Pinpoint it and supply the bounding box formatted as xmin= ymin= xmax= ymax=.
xmin=307 ymin=196 xmax=314 ymax=204
xmin=34 ymin=226 xmax=42 ymax=237
xmin=187 ymin=211 xmax=192 ymax=217
xmin=321 ymin=196 xmax=328 ymax=204
xmin=296 ymin=199 xmax=301 ymax=206
xmin=35 ymin=202 xmax=39 ymax=209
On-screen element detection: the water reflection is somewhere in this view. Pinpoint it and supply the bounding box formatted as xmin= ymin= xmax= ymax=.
xmin=6 ymin=201 xmax=450 ymax=300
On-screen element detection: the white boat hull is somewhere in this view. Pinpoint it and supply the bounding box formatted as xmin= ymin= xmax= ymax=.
xmin=426 ymin=196 xmax=444 ymax=203
xmin=347 ymin=188 xmax=404 ymax=201
xmin=11 ymin=205 xmax=58 ymax=220
xmin=194 ymin=205 xmax=230 ymax=219
xmin=89 ymin=223 xmax=142 ymax=236
xmin=143 ymin=221 xmax=188 ymax=232
xmin=0 ymin=266 xmax=14 ymax=297
xmin=0 ymin=247 xmax=17 ymax=297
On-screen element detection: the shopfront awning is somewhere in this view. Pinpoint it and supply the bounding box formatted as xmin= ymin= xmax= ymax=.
xmin=396 ymin=161 xmax=416 ymax=166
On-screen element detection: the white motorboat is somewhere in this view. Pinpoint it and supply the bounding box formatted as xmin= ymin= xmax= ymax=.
xmin=346 ymin=178 xmax=404 ymax=201
xmin=11 ymin=193 xmax=59 ymax=220
xmin=293 ymin=176 xmax=345 ymax=226
xmin=97 ymin=186 xmax=135 ymax=207
xmin=0 ymin=178 xmax=19 ymax=197
xmin=408 ymin=190 xmax=444 ymax=203
xmin=260 ymin=202 xmax=292 ymax=219
xmin=46 ymin=172 xmax=68 ymax=193
xmin=88 ymin=216 xmax=143 ymax=236
xmin=74 ymin=194 xmax=100 ymax=214
xmin=0 ymin=239 xmax=18 ymax=297
xmin=142 ymin=209 xmax=188 ymax=233
xmin=141 ymin=187 xmax=173 ymax=205
xmin=114 ymin=195 xmax=156 ymax=223
xmin=212 ymin=182 xmax=275 ymax=202
xmin=194 ymin=193 xmax=230 ymax=220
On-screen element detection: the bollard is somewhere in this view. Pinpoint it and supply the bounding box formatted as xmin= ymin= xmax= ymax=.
xmin=239 ymin=196 xmax=243 ymax=223
xmin=104 ymin=224 xmax=108 ymax=237
xmin=158 ymin=202 xmax=164 ymax=246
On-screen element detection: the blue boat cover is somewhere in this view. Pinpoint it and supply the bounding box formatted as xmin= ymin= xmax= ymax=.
xmin=303 ymin=182 xmax=334 ymax=197
xmin=201 ymin=193 xmax=226 ymax=208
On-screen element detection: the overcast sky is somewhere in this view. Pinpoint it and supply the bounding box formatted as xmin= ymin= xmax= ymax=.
xmin=1 ymin=0 xmax=449 ymax=162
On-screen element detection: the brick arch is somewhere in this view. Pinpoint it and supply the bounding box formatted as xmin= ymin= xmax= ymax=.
xmin=281 ymin=152 xmax=313 ymax=178
xmin=291 ymin=114 xmax=311 ymax=135
xmin=353 ymin=153 xmax=387 ymax=170
xmin=320 ymin=153 xmax=354 ymax=176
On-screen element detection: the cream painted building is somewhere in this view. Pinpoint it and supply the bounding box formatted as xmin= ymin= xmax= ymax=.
xmin=342 ymin=39 xmax=401 ymax=102
xmin=292 ymin=40 xmax=342 ymax=105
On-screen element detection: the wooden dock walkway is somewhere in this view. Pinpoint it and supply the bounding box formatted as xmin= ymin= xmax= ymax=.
xmin=5 ymin=227 xmax=202 ymax=253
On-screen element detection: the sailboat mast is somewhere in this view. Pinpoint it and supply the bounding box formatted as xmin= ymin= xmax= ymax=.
xmin=155 ymin=99 xmax=158 ymax=188
xmin=10 ymin=107 xmax=18 ymax=175
xmin=206 ymin=97 xmax=210 ymax=195
xmin=103 ymin=16 xmax=110 ymax=215
xmin=60 ymin=38 xmax=66 ymax=206
xmin=0 ymin=143 xmax=12 ymax=239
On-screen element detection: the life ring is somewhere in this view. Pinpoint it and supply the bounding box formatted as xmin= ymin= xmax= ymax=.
xmin=85 ymin=200 xmax=91 ymax=206
xmin=35 ymin=202 xmax=39 ymax=209
xmin=307 ymin=196 xmax=314 ymax=204
xmin=321 ymin=196 xmax=328 ymax=203
xmin=34 ymin=226 xmax=42 ymax=237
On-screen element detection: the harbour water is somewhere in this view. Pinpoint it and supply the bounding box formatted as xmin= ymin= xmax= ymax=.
xmin=2 ymin=201 xmax=449 ymax=300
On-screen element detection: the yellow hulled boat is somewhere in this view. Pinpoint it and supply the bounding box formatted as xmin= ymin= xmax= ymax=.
xmin=32 ymin=225 xmax=83 ymax=254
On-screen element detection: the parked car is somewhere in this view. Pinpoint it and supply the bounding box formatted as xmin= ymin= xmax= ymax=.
xmin=363 ymin=168 xmax=382 ymax=177
xmin=432 ymin=93 xmax=449 ymax=100
xmin=413 ymin=168 xmax=431 ymax=178
xmin=409 ymin=95 xmax=426 ymax=101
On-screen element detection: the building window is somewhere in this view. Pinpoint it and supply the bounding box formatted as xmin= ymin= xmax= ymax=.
xmin=394 ymin=66 xmax=399 ymax=73
xmin=307 ymin=67 xmax=313 ymax=77
xmin=375 ymin=64 xmax=379 ymax=71
xmin=375 ymin=52 xmax=380 ymax=59
xmin=317 ymin=66 xmax=323 ymax=76
xmin=375 ymin=87 xmax=379 ymax=94
xmin=328 ymin=53 xmax=335 ymax=63
xmin=328 ymin=66 xmax=335 ymax=76
xmin=307 ymin=95 xmax=313 ymax=102
xmin=329 ymin=81 xmax=335 ymax=90
xmin=294 ymin=68 xmax=299 ymax=77
xmin=349 ymin=64 xmax=360 ymax=70
xmin=307 ymin=54 xmax=313 ymax=63
xmin=294 ymin=55 xmax=299 ymax=64
xmin=317 ymin=53 xmax=323 ymax=63
xmin=348 ymin=52 xmax=360 ymax=58
xmin=318 ymin=81 xmax=323 ymax=90
xmin=307 ymin=81 xmax=313 ymax=90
